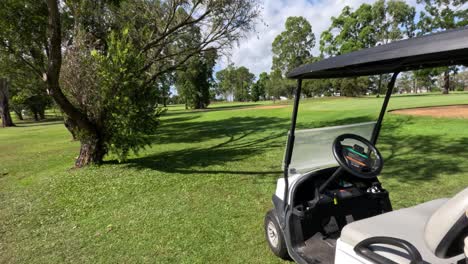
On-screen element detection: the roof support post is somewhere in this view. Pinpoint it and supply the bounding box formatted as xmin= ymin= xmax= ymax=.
xmin=283 ymin=79 xmax=302 ymax=205
xmin=371 ymin=72 xmax=400 ymax=145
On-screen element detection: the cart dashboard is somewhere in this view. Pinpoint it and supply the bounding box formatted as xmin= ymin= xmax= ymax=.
xmin=290 ymin=167 xmax=392 ymax=239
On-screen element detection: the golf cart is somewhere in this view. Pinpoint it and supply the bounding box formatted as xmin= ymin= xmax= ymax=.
xmin=264 ymin=28 xmax=468 ymax=264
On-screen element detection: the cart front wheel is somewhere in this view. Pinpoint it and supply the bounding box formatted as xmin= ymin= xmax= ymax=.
xmin=264 ymin=210 xmax=289 ymax=260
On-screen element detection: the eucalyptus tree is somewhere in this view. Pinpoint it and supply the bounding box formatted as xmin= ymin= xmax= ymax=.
xmin=270 ymin=16 xmax=316 ymax=98
xmin=216 ymin=65 xmax=255 ymax=102
xmin=272 ymin=16 xmax=316 ymax=76
xmin=0 ymin=0 xmax=260 ymax=166
xmin=320 ymin=1 xmax=416 ymax=96
xmin=372 ymin=0 xmax=417 ymax=43
xmin=418 ymin=0 xmax=468 ymax=94
xmin=320 ymin=1 xmax=415 ymax=54
xmin=215 ymin=64 xmax=237 ymax=100
xmin=233 ymin=66 xmax=255 ymax=102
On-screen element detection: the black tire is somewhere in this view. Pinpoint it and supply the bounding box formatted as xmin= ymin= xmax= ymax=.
xmin=264 ymin=209 xmax=289 ymax=260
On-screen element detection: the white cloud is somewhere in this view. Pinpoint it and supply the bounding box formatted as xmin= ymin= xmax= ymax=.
xmin=217 ymin=0 xmax=422 ymax=77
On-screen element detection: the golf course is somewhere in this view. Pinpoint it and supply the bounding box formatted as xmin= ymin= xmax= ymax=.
xmin=1 ymin=93 xmax=468 ymax=263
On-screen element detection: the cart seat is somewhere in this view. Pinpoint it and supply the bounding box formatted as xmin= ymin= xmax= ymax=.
xmin=341 ymin=188 xmax=468 ymax=264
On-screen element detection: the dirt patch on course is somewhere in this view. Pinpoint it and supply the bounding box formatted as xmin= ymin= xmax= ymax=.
xmin=250 ymin=105 xmax=288 ymax=110
xmin=391 ymin=105 xmax=468 ymax=119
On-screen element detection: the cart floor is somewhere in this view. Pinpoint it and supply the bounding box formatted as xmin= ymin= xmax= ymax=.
xmin=297 ymin=233 xmax=337 ymax=264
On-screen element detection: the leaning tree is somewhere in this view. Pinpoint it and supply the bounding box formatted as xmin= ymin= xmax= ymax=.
xmin=0 ymin=0 xmax=260 ymax=166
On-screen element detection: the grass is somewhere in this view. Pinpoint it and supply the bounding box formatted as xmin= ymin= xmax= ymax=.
xmin=1 ymin=93 xmax=468 ymax=263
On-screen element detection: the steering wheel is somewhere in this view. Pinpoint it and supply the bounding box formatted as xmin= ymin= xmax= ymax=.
xmin=332 ymin=134 xmax=383 ymax=179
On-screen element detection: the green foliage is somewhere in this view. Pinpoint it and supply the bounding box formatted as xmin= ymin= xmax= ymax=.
xmin=215 ymin=64 xmax=236 ymax=99
xmin=320 ymin=5 xmax=374 ymax=56
xmin=0 ymin=53 xmax=50 ymax=120
xmin=319 ymin=5 xmax=378 ymax=96
xmin=268 ymin=17 xmax=317 ymax=99
xmin=417 ymin=0 xmax=468 ymax=33
xmin=334 ymin=77 xmax=370 ymax=97
xmin=452 ymin=71 xmax=468 ymax=91
xmin=373 ymin=0 xmax=417 ymax=42
xmin=0 ymin=0 xmax=48 ymax=74
xmin=417 ymin=0 xmax=467 ymax=94
xmin=272 ymin=16 xmax=315 ymax=76
xmin=91 ymin=29 xmax=164 ymax=161
xmin=234 ymin=66 xmax=255 ymax=101
xmin=251 ymin=72 xmax=268 ymax=101
xmin=413 ymin=68 xmax=442 ymax=92
xmin=250 ymin=83 xmax=261 ymax=102
xmin=216 ymin=65 xmax=255 ymax=102
xmin=318 ymin=1 xmax=417 ymax=97
xmin=397 ymin=72 xmax=414 ymax=93
xmin=321 ymin=1 xmax=415 ymax=56
xmin=265 ymin=69 xmax=294 ymax=100
xmin=303 ymin=79 xmax=333 ymax=97
xmin=176 ymin=49 xmax=217 ymax=109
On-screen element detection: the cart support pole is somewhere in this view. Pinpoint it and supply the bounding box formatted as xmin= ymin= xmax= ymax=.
xmin=283 ymin=79 xmax=302 ymax=205
xmin=371 ymin=72 xmax=400 ymax=145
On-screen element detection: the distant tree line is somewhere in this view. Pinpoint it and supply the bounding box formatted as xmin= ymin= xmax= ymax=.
xmin=213 ymin=0 xmax=467 ymax=102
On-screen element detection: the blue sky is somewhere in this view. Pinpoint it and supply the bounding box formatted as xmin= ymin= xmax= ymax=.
xmin=217 ymin=0 xmax=421 ymax=77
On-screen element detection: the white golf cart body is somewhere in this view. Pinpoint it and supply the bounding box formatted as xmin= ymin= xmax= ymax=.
xmin=264 ymin=28 xmax=468 ymax=264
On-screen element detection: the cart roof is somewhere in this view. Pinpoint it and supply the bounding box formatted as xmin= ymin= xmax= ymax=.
xmin=287 ymin=27 xmax=468 ymax=79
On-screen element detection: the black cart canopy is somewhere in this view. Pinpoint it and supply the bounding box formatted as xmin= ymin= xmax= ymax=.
xmin=287 ymin=27 xmax=468 ymax=79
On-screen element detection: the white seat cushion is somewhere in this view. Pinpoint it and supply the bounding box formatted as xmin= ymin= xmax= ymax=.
xmin=341 ymin=199 xmax=464 ymax=264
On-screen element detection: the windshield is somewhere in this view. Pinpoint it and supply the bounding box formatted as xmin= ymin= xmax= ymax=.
xmin=285 ymin=122 xmax=376 ymax=176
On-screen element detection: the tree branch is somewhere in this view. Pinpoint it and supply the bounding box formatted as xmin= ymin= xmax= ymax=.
xmin=46 ymin=0 xmax=97 ymax=135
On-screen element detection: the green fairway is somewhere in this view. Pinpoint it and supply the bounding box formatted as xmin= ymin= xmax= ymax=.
xmin=1 ymin=94 xmax=468 ymax=263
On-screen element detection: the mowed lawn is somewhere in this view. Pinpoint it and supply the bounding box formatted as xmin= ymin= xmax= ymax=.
xmin=1 ymin=94 xmax=468 ymax=263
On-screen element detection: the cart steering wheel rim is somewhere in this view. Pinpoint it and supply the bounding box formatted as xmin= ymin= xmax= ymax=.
xmin=332 ymin=133 xmax=383 ymax=179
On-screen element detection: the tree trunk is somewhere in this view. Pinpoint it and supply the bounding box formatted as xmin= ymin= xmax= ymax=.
xmin=46 ymin=0 xmax=104 ymax=167
xmin=0 ymin=78 xmax=15 ymax=127
xmin=75 ymin=134 xmax=107 ymax=167
xmin=33 ymin=111 xmax=39 ymax=121
xmin=64 ymin=115 xmax=78 ymax=140
xmin=442 ymin=70 xmax=449 ymax=94
xmin=14 ymin=110 xmax=23 ymax=120
xmin=39 ymin=109 xmax=45 ymax=120
xmin=376 ymin=74 xmax=382 ymax=98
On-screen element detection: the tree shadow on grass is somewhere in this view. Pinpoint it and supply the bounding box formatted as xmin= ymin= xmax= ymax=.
xmin=129 ymin=113 xmax=468 ymax=185
xmin=116 ymin=127 xmax=287 ymax=178
xmin=379 ymin=118 xmax=468 ymax=183
xmin=153 ymin=116 xmax=290 ymax=145
xmin=14 ymin=118 xmax=64 ymax=127
xmin=161 ymin=103 xmax=265 ymax=117
xmin=122 ymin=146 xmax=283 ymax=177
xmin=114 ymin=115 xmax=380 ymax=180
xmin=161 ymin=114 xmax=202 ymax=124
xmin=156 ymin=115 xmax=377 ymax=145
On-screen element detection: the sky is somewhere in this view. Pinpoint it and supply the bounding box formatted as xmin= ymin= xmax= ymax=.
xmin=216 ymin=0 xmax=421 ymax=77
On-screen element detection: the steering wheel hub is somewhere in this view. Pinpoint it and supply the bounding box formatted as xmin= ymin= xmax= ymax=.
xmin=332 ymin=134 xmax=383 ymax=179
